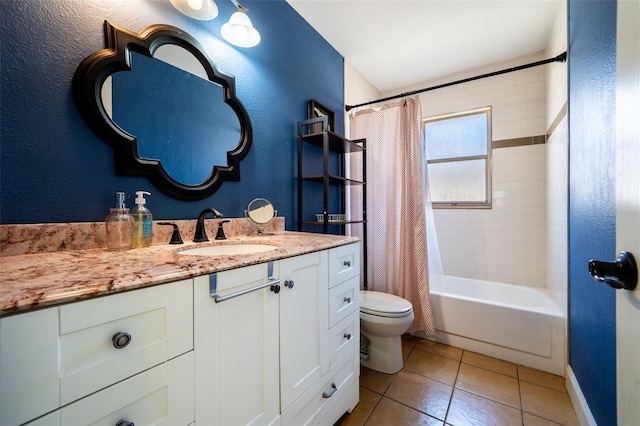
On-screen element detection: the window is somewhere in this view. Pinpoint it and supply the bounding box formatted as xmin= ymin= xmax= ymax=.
xmin=423 ymin=107 xmax=492 ymax=208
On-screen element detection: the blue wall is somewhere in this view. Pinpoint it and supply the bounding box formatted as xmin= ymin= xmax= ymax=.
xmin=0 ymin=0 xmax=344 ymax=226
xmin=568 ymin=0 xmax=617 ymax=424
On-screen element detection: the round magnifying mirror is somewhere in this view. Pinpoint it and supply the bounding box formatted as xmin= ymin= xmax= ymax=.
xmin=245 ymin=198 xmax=276 ymax=225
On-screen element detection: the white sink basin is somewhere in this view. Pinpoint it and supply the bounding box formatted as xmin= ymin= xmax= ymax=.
xmin=177 ymin=243 xmax=279 ymax=256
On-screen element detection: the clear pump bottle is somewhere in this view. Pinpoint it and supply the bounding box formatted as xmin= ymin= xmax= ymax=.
xmin=132 ymin=191 xmax=153 ymax=248
xmin=105 ymin=192 xmax=134 ymax=251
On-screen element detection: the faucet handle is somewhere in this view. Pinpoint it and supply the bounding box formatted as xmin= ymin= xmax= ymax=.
xmin=215 ymin=220 xmax=231 ymax=240
xmin=157 ymin=222 xmax=184 ymax=244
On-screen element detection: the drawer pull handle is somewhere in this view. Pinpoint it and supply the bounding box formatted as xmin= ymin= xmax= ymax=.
xmin=116 ymin=419 xmax=134 ymax=426
xmin=322 ymin=383 xmax=338 ymax=398
xmin=343 ymin=260 xmax=352 ymax=267
xmin=343 ymin=296 xmax=351 ymax=303
xmin=112 ymin=332 xmax=131 ymax=349
xmin=344 ymin=333 xmax=351 ymax=340
xmin=285 ymin=280 xmax=295 ymax=289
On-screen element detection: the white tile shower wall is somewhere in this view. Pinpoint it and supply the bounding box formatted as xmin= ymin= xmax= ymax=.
xmin=545 ymin=1 xmax=568 ymax=315
xmin=546 ymin=0 xmax=567 ymax=130
xmin=382 ymin=51 xmax=548 ymax=141
xmin=433 ymin=144 xmax=547 ymax=287
xmin=546 ymin=117 xmax=568 ymax=316
xmin=382 ymin=53 xmax=549 ymax=287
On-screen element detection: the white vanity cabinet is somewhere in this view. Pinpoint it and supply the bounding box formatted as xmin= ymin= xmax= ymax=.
xmin=281 ymin=243 xmax=360 ymax=426
xmin=0 ymin=279 xmax=195 ymax=426
xmin=193 ymin=243 xmax=360 ymax=426
xmin=1 ymin=241 xmax=360 ymax=426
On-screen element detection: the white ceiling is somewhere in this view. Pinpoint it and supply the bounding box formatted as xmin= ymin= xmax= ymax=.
xmin=286 ymin=0 xmax=560 ymax=93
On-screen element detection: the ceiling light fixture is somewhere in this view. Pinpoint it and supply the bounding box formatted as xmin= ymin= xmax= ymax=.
xmin=221 ymin=1 xmax=261 ymax=48
xmin=170 ymin=0 xmax=219 ymax=20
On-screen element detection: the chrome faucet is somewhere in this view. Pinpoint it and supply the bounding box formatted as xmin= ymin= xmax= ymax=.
xmin=193 ymin=208 xmax=223 ymax=242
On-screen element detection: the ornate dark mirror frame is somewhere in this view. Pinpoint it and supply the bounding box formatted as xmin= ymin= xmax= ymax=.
xmin=73 ymin=21 xmax=252 ymax=200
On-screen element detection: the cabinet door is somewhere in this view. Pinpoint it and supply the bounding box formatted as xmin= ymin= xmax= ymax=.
xmin=279 ymin=251 xmax=329 ymax=411
xmin=0 ymin=307 xmax=59 ymax=426
xmin=194 ymin=262 xmax=280 ymax=426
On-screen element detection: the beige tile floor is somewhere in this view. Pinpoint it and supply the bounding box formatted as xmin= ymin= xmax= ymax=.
xmin=336 ymin=336 xmax=579 ymax=426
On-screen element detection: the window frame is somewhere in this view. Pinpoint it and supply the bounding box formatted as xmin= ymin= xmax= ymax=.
xmin=423 ymin=106 xmax=492 ymax=209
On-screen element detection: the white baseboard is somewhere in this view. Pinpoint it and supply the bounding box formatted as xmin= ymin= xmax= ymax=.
xmin=566 ymin=365 xmax=597 ymax=426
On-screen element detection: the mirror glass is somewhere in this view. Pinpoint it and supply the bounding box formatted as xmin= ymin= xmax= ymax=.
xmin=102 ymin=47 xmax=241 ymax=185
xmin=74 ymin=22 xmax=252 ymax=200
xmin=246 ymin=198 xmax=276 ymax=225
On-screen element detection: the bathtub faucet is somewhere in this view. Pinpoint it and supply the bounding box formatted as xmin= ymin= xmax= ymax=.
xmin=193 ymin=208 xmax=223 ymax=242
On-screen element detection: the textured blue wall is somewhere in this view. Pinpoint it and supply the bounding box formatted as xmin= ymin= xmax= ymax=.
xmin=568 ymin=0 xmax=617 ymax=423
xmin=0 ymin=0 xmax=344 ymax=226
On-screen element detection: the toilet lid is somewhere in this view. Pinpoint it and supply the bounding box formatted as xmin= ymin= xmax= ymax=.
xmin=360 ymin=290 xmax=413 ymax=317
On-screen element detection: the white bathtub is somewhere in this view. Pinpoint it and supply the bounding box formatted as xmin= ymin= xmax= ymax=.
xmin=427 ymin=275 xmax=565 ymax=376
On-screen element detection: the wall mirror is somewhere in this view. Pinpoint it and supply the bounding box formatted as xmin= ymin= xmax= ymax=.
xmin=74 ymin=21 xmax=252 ymax=200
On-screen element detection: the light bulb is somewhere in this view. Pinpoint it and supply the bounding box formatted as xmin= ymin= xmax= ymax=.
xmin=170 ymin=0 xmax=218 ymax=20
xmin=221 ymin=10 xmax=261 ymax=48
xmin=233 ymin=25 xmax=248 ymax=41
xmin=186 ymin=0 xmax=203 ymax=11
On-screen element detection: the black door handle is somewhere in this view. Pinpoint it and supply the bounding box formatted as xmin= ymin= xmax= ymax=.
xmin=588 ymin=251 xmax=637 ymax=290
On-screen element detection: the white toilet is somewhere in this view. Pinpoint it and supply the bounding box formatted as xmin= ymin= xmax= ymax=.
xmin=359 ymin=290 xmax=414 ymax=374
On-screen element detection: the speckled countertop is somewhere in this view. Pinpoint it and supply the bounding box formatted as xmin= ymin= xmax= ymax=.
xmin=0 ymin=219 xmax=359 ymax=316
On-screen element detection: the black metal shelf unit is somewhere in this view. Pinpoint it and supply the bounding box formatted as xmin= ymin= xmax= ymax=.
xmin=297 ymin=116 xmax=367 ymax=285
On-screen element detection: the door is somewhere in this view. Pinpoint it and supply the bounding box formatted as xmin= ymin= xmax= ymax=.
xmin=615 ymin=1 xmax=640 ymax=423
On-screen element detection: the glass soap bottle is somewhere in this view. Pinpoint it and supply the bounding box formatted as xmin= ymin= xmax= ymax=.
xmin=105 ymin=192 xmax=134 ymax=251
xmin=131 ymin=191 xmax=153 ymax=248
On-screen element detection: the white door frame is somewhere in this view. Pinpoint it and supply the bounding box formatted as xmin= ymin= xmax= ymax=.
xmin=615 ymin=0 xmax=640 ymax=423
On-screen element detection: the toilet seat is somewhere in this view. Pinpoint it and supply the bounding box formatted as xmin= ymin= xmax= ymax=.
xmin=360 ymin=291 xmax=413 ymax=318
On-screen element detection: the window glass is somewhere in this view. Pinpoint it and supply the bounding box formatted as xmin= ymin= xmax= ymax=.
xmin=423 ymin=107 xmax=491 ymax=208
xmin=425 ymin=113 xmax=488 ymax=160
xmin=427 ymin=159 xmax=486 ymax=203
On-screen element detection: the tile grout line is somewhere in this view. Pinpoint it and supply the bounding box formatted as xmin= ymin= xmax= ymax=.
xmin=517 ymin=363 xmax=525 ymax=425
xmin=355 ymin=340 xmax=576 ymax=426
xmin=442 ymin=348 xmax=465 ymax=424
xmin=359 ymin=339 xmax=418 ymax=426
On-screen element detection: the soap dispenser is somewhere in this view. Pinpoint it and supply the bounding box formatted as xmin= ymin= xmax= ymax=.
xmin=132 ymin=191 xmax=153 ymax=248
xmin=105 ymin=192 xmax=134 ymax=251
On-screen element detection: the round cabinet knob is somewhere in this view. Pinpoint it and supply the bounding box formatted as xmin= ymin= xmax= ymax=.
xmin=343 ymin=296 xmax=351 ymax=303
xmin=343 ymin=260 xmax=351 ymax=267
xmin=285 ymin=280 xmax=295 ymax=289
xmin=116 ymin=419 xmax=134 ymax=426
xmin=344 ymin=333 xmax=351 ymax=340
xmin=270 ymin=284 xmax=280 ymax=294
xmin=112 ymin=332 xmax=132 ymax=349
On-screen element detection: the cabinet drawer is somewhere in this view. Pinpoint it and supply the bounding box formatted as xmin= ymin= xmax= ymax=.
xmin=281 ymin=348 xmax=358 ymax=426
xmin=1 ymin=279 xmax=194 ymax=426
xmin=58 ymin=279 xmax=193 ymax=405
xmin=329 ymin=277 xmax=359 ymax=327
xmin=28 ymin=352 xmax=195 ymax=426
xmin=329 ymin=243 xmax=360 ymax=288
xmin=328 ymin=312 xmax=359 ymax=369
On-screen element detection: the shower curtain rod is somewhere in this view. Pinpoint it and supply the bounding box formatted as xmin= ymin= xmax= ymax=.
xmin=345 ymin=51 xmax=567 ymax=112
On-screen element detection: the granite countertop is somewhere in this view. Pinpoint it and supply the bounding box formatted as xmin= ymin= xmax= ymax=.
xmin=0 ymin=231 xmax=359 ymax=316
